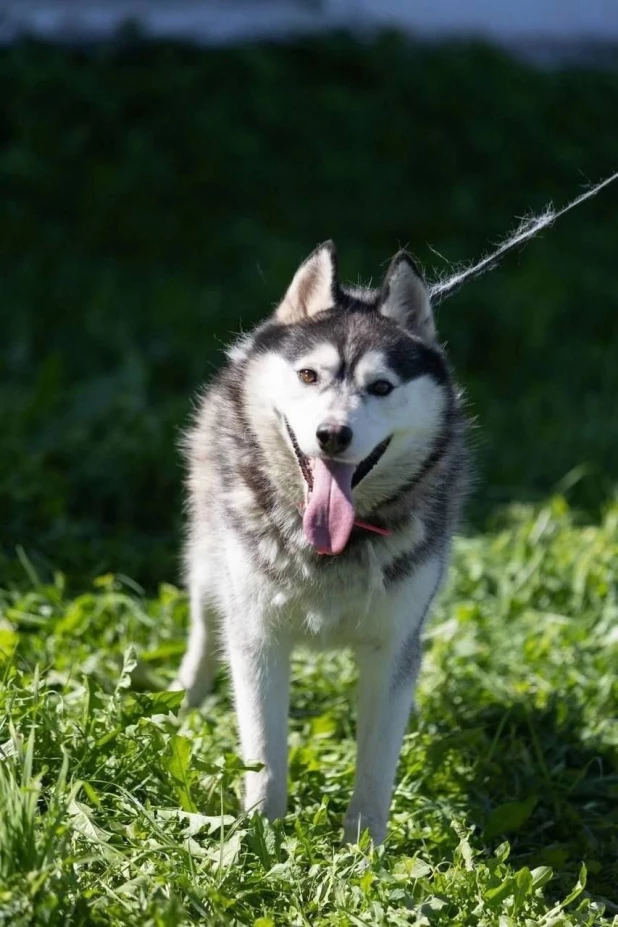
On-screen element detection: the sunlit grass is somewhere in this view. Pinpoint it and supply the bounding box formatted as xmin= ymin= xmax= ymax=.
xmin=1 ymin=498 xmax=617 ymax=924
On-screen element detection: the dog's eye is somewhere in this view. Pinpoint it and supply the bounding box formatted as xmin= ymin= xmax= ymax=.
xmin=367 ymin=379 xmax=394 ymax=397
xmin=298 ymin=368 xmax=318 ymax=385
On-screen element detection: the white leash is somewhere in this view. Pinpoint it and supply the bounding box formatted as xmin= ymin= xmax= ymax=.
xmin=429 ymin=170 xmax=618 ymax=301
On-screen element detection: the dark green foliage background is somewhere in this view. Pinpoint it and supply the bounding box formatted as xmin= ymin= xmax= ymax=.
xmin=1 ymin=35 xmax=617 ymax=586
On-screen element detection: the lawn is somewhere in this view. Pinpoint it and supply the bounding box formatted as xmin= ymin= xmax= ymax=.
xmin=0 ymin=34 xmax=617 ymax=925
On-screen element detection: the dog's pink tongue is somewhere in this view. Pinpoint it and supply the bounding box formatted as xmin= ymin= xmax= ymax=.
xmin=303 ymin=459 xmax=356 ymax=555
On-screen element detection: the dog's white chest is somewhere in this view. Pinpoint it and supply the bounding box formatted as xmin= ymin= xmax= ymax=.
xmin=268 ymin=564 xmax=388 ymax=644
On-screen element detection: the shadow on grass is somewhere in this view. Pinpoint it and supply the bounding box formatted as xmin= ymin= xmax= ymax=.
xmin=423 ymin=696 xmax=618 ymax=906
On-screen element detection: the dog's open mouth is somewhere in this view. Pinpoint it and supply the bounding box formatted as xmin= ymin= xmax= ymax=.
xmin=284 ymin=419 xmax=391 ymax=556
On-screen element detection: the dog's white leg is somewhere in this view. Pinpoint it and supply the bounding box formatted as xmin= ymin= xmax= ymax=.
xmin=172 ymin=582 xmax=219 ymax=707
xmin=226 ymin=629 xmax=290 ymax=821
xmin=344 ymin=559 xmax=442 ymax=844
xmin=343 ymin=638 xmax=419 ymax=844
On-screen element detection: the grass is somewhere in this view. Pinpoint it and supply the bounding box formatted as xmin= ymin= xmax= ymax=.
xmin=1 ymin=33 xmax=618 ymax=924
xmin=2 ymin=499 xmax=617 ymax=924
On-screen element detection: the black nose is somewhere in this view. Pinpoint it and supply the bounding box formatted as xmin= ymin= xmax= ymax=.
xmin=316 ymin=423 xmax=353 ymax=455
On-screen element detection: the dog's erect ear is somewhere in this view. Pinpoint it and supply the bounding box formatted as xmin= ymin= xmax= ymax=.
xmin=378 ymin=252 xmax=436 ymax=341
xmin=276 ymin=241 xmax=339 ymax=324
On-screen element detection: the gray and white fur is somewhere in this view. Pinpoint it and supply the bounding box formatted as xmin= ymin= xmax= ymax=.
xmin=174 ymin=241 xmax=469 ymax=843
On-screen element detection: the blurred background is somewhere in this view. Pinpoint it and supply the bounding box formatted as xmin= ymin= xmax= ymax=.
xmin=1 ymin=0 xmax=617 ymax=588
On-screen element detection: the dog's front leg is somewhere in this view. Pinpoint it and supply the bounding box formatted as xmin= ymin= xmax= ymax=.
xmin=344 ymin=629 xmax=423 ymax=845
xmin=226 ymin=628 xmax=291 ymax=821
xmin=345 ymin=560 xmax=443 ymax=843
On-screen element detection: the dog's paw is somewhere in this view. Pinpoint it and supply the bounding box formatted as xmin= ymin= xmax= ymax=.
xmin=244 ymin=779 xmax=287 ymax=823
xmin=167 ymin=678 xmax=190 ymax=707
xmin=167 ymin=678 xmax=210 ymax=708
xmin=343 ymin=806 xmax=386 ymax=846
xmin=169 ymin=664 xmax=218 ymax=707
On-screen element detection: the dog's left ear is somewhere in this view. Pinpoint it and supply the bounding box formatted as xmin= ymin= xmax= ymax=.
xmin=276 ymin=241 xmax=339 ymax=324
xmin=378 ymin=252 xmax=436 ymax=341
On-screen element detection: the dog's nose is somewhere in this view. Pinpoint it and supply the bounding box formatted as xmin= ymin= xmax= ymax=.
xmin=316 ymin=423 xmax=353 ymax=455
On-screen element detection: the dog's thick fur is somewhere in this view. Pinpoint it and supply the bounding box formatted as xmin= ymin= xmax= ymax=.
xmin=174 ymin=242 xmax=469 ymax=843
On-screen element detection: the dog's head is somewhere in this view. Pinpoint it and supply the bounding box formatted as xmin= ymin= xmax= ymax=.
xmin=242 ymin=242 xmax=452 ymax=555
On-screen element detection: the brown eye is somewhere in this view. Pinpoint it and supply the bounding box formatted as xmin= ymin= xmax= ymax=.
xmin=298 ymin=368 xmax=318 ymax=385
xmin=367 ymin=379 xmax=394 ymax=397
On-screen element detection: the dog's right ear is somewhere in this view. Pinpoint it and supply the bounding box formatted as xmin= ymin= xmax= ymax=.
xmin=276 ymin=241 xmax=339 ymax=324
xmin=378 ymin=252 xmax=436 ymax=342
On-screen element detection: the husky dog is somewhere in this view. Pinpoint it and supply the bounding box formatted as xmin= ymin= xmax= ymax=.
xmin=175 ymin=242 xmax=468 ymax=843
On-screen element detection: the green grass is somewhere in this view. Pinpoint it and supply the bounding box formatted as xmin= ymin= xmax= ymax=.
xmin=1 ymin=34 xmax=618 ymax=924
xmin=2 ymin=499 xmax=617 ymax=924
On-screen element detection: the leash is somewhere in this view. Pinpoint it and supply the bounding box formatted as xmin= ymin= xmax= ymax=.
xmin=429 ymin=171 xmax=618 ymax=302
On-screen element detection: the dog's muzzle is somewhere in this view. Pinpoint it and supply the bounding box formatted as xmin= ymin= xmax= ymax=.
xmin=283 ymin=418 xmax=391 ymax=491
